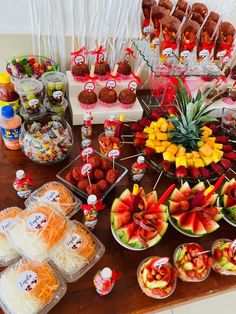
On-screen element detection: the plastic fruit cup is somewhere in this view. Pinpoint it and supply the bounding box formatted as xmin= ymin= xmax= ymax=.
xmin=20 ymin=104 xmax=47 ymax=121
xmin=98 ymin=132 xmax=124 ymax=157
xmin=211 ymin=238 xmax=236 ymax=276
xmin=14 ymin=78 xmax=44 ymax=114
xmin=44 ymin=98 xmax=68 ymax=116
xmin=137 ymin=256 xmax=177 ymax=299
xmin=42 ymin=71 xmax=67 ymax=105
xmin=173 ymin=243 xmax=211 ymax=282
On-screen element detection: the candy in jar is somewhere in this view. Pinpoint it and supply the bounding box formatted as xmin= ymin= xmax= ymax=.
xmin=81 ymin=112 xmax=93 ymax=141
xmin=13 ymin=170 xmax=33 ymax=198
xmin=0 ymin=105 xmax=22 ymax=150
xmin=131 ymin=156 xmax=147 ymax=182
xmin=104 ymin=114 xmax=118 ymax=137
xmin=94 ymin=267 xmax=121 ymax=296
xmin=81 ymin=195 xmax=105 ymax=231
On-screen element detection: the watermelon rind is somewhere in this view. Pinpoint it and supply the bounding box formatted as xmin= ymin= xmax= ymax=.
xmin=110 ymin=211 xmax=131 ymax=230
xmin=119 ymin=189 xmax=132 ymax=206
xmin=192 ymin=182 xmax=205 ymax=192
xmin=146 ymin=191 xmax=158 ymax=208
xmin=170 ymin=188 xmax=185 ymax=202
xmin=197 ymin=212 xmax=219 ymax=233
xmin=179 ymin=182 xmax=191 ymax=195
xmin=116 ymin=221 xmax=138 ymax=243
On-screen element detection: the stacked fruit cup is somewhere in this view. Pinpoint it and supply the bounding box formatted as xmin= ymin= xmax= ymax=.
xmin=211 ymin=238 xmax=236 ymax=276
xmin=221 ymin=108 xmax=236 ymax=142
xmin=42 ymin=71 xmax=68 ymax=116
xmin=98 ymin=132 xmax=124 ymax=158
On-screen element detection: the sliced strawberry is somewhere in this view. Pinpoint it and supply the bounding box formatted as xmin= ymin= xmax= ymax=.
xmin=189 ymin=166 xmax=200 ymax=179
xmin=215 ymin=136 xmax=228 ymax=144
xmin=134 ymin=138 xmax=146 ymax=147
xmin=175 ymin=166 xmax=188 ymax=179
xmin=130 ymin=123 xmax=143 ymax=132
xmin=214 ymin=248 xmax=223 ymax=262
xmin=210 ymin=162 xmax=224 ymax=174
xmin=220 ymin=158 xmax=232 ymax=170
xmin=135 ymin=132 xmax=148 ymax=139
xmin=208 ymin=124 xmax=218 ymax=134
xmin=223 ymin=145 xmax=233 ymax=152
xmin=139 ymin=118 xmax=152 ymax=128
xmin=144 ymin=147 xmax=155 ymax=157
xmin=199 ymin=167 xmax=211 ymax=178
xmin=224 ymin=152 xmax=236 ymax=161
xmin=159 ymin=160 xmax=171 ymax=172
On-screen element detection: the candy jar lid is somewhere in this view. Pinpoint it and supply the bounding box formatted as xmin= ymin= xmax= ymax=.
xmin=87 ymin=194 xmax=97 ymax=205
xmin=16 ymin=170 xmax=25 ymax=179
xmin=137 ymin=156 xmax=145 ymax=163
xmin=14 ymin=78 xmax=43 ymax=94
xmin=101 ymin=267 xmax=112 ymax=280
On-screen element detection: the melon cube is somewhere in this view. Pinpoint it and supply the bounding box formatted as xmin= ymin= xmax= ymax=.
xmin=206 ymin=137 xmax=216 ymax=145
xmin=145 ymin=139 xmax=155 ymax=148
xmin=155 ymin=146 xmax=166 ymax=153
xmin=175 ymin=156 xmax=187 ymax=168
xmin=214 ymin=143 xmax=223 ymax=150
xmin=163 ymin=152 xmax=175 ymax=162
xmin=186 ymin=153 xmax=193 ymax=159
xmin=156 ymin=132 xmax=168 ymax=141
xmin=166 ymin=144 xmax=179 ymax=156
xmin=187 ymin=159 xmax=194 ymax=167
xmin=150 ymin=122 xmax=159 ymax=129
xmin=176 ymin=147 xmax=186 ymax=157
xmin=152 ymin=140 xmax=161 ymax=147
xmin=193 ymin=158 xmax=205 ymax=168
xmin=212 ymin=149 xmax=224 ymax=163
xmin=156 ymin=118 xmax=167 ymax=128
xmin=192 ymin=151 xmax=200 ymax=158
xmin=161 ymin=141 xmax=171 ymax=148
xmin=160 ymin=123 xmax=168 ymax=133
xmin=201 ymin=155 xmax=213 ymax=166
xmin=199 ymin=143 xmax=213 ymax=157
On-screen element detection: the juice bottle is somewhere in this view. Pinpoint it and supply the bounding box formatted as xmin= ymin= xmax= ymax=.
xmin=93 ymin=268 xmax=115 ymax=296
xmin=0 ymin=72 xmax=20 ymax=112
xmin=131 ymin=156 xmax=147 ymax=182
xmin=0 ymin=105 xmax=22 ymax=150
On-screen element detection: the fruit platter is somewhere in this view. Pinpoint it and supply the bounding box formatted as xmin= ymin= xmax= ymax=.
xmin=220 ymin=178 xmax=236 ymax=227
xmin=111 ymin=185 xmax=169 ymax=250
xmin=137 ymin=256 xmax=177 ymax=299
xmin=131 ymin=80 xmax=235 ymax=182
xmin=212 ymin=238 xmax=236 ymax=276
xmin=173 ymin=243 xmax=213 ymax=282
xmin=168 ymin=181 xmax=223 ymax=237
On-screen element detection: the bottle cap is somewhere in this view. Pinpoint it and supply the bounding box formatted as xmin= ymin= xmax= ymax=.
xmin=16 ymin=170 xmax=25 ymax=180
xmin=101 ymin=267 xmax=112 ymax=280
xmin=87 ymin=194 xmax=97 ymax=205
xmin=137 ymin=156 xmax=145 ymax=163
xmin=109 ymin=114 xmax=116 ymax=121
xmin=84 ymin=113 xmax=91 ymax=121
xmin=1 ymin=105 xmax=14 ymax=119
xmin=0 ymin=72 xmax=11 ymax=84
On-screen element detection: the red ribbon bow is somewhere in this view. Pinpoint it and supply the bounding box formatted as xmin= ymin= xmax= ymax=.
xmin=199 ymin=42 xmax=215 ymax=52
xmin=81 ymin=199 xmax=105 ymax=213
xmin=106 ymin=72 xmax=121 ymax=81
xmin=89 ymin=46 xmax=106 ymax=63
xmin=111 ymin=270 xmax=122 ymax=283
xmin=70 ymin=46 xmax=86 ymax=56
xmin=181 ymin=41 xmax=197 ymax=52
xmin=215 ymin=75 xmax=227 ymax=85
xmin=14 ymin=174 xmax=34 ymax=188
xmin=124 ymin=47 xmax=136 ymax=59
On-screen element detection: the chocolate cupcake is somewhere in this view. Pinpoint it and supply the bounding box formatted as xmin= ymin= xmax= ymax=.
xmin=78 ymin=90 xmax=97 ymax=109
xmin=207 ymin=11 xmax=220 ymax=23
xmin=99 ymin=87 xmax=117 ymax=107
xmin=182 ymin=19 xmax=200 ymax=35
xmin=176 ymin=0 xmax=189 ymax=13
xmin=191 ymin=12 xmax=204 ymax=24
xmin=203 ymin=20 xmax=217 ymax=37
xmin=159 ymin=0 xmax=173 ymax=11
xmin=162 ymin=15 xmax=181 ymax=35
xmin=118 ymin=89 xmax=136 ymax=109
xmin=151 ymin=5 xmax=168 ymax=20
xmin=94 ymin=62 xmax=110 ymax=77
xmin=117 ymin=62 xmax=132 ymax=76
xmin=220 ymin=21 xmax=236 ymax=38
xmin=71 ymin=64 xmax=89 ymax=81
xmin=192 ymin=3 xmax=208 ymax=18
xmin=173 ymin=9 xmax=185 ymax=21
xmin=142 ymin=0 xmax=156 ymax=19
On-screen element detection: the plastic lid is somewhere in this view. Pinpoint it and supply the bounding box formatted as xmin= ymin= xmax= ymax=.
xmin=87 ymin=194 xmax=97 ymax=205
xmin=109 ymin=114 xmax=116 ymax=121
xmin=14 ymin=78 xmax=43 ymax=94
xmin=42 ymin=71 xmax=67 ymax=84
xmin=137 ymin=156 xmax=145 ymax=163
xmin=1 ymin=106 xmax=14 ymax=119
xmin=84 ymin=113 xmax=91 ymax=121
xmin=16 ymin=170 xmax=25 ymax=180
xmin=101 ymin=267 xmax=112 ymax=280
xmin=0 ymin=72 xmax=11 ymax=84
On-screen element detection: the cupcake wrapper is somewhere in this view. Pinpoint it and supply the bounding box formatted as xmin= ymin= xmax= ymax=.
xmin=96 ymin=75 xmax=109 ymax=81
xmin=79 ymin=101 xmax=96 ymax=110
xmin=99 ymin=100 xmax=117 ymax=108
xmin=72 ymin=75 xmax=88 ymax=83
xmin=119 ymin=74 xmax=132 ymax=80
xmin=118 ymin=101 xmax=134 ymax=109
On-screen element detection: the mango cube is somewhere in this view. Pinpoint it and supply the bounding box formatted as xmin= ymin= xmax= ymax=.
xmin=192 ymin=151 xmax=200 ymax=158
xmin=201 ymin=155 xmax=213 ymax=166
xmin=166 ymin=144 xmax=179 ymax=156
xmin=187 ymin=159 xmax=194 ymax=167
xmin=212 ymin=149 xmax=224 ymax=163
xmin=161 ymin=141 xmax=171 ymax=148
xmin=197 ymin=141 xmax=204 ymax=148
xmin=176 ymin=147 xmax=186 ymax=157
xmin=163 ymin=152 xmax=175 ymax=162
xmin=193 ymin=158 xmax=205 ymax=168
xmin=156 ymin=118 xmax=167 ymax=128
xmin=148 ymin=134 xmax=156 ymax=140
xmin=155 ymin=146 xmax=166 ymax=153
xmin=175 ymin=156 xmax=187 ymax=168
xmin=156 ymin=132 xmax=168 ymax=141
xmin=160 ymin=123 xmax=168 ymax=133
xmin=214 ymin=143 xmax=223 ymax=150
xmin=199 ymin=143 xmax=213 ymax=157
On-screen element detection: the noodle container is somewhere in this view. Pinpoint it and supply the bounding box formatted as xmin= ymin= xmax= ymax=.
xmin=49 ymin=220 xmax=105 ymax=283
xmin=0 ymin=258 xmax=67 ymax=314
xmin=24 ymin=181 xmax=82 ymax=218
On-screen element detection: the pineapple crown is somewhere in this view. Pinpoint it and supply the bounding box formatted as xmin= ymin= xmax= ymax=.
xmin=168 ymin=79 xmax=218 ymax=152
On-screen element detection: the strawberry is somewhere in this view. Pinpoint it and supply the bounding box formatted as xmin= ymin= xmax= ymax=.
xmin=199 ymin=167 xmax=210 ymax=178
xmin=175 ymin=166 xmax=188 ymax=178
xmin=150 ymin=109 xmax=162 ymax=120
xmin=224 ymin=152 xmax=236 ymax=160
xmin=203 ymin=206 xmax=218 ymax=218
xmin=189 ymin=166 xmax=200 ymax=178
xmin=207 ymin=257 xmax=214 ymax=267
xmin=210 ymin=162 xmax=224 ymax=174
xmin=213 ymin=248 xmax=223 ymax=262
xmin=220 ymin=158 xmax=232 ymax=170
xmin=167 ymin=105 xmax=178 ymax=116
xmin=130 ymin=123 xmax=143 ymax=132
xmin=135 ymin=132 xmax=148 ymax=139
xmin=134 ymin=138 xmax=146 ymax=147
xmin=144 ymin=147 xmax=155 ymax=158
xmin=208 ymin=123 xmax=218 ymax=134
xmin=180 ymin=200 xmax=190 ymax=211
xmin=223 ymin=145 xmax=233 ymax=152
xmin=215 ymin=136 xmax=228 ymax=144
xmin=159 ymin=160 xmax=171 ymax=172
xmin=139 ymin=118 xmax=152 ymax=128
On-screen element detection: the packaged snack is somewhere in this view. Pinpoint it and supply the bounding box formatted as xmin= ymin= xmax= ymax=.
xmin=25 ymin=181 xmax=81 ymax=217
xmin=0 ymin=259 xmax=66 ymax=314
xmin=8 ymin=203 xmax=69 ymax=263
xmin=0 ymin=207 xmax=22 ymax=266
xmin=50 ymin=220 xmax=105 ymax=282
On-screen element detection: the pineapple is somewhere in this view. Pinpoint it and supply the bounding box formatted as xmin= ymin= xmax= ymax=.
xmin=199 ymin=143 xmax=213 ymax=157
xmin=166 ymin=144 xmax=179 ymax=155
xmin=168 ymin=79 xmax=217 ymax=152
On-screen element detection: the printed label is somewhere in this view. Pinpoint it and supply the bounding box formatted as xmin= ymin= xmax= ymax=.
xmin=152 ymin=37 xmax=159 ymax=46
xmin=98 ymin=53 xmax=105 ymax=63
xmin=132 ymin=174 xmax=144 ymax=182
xmin=128 ymin=80 xmax=138 ymax=91
xmin=223 ymin=56 xmax=230 ymax=65
xmin=81 ymin=139 xmax=92 ymax=148
xmin=124 ymin=53 xmax=130 ymax=62
xmin=143 ymin=25 xmax=152 ymax=34
xmin=17 ymin=190 xmax=31 ymax=199
xmin=53 ymin=91 xmax=63 ymax=99
xmin=153 ymin=257 xmax=169 ymax=267
xmin=81 ymin=163 xmax=92 ymax=176
xmin=85 ymin=219 xmax=97 ymax=229
xmin=74 ymin=55 xmax=85 ymax=65
xmin=199 ymin=49 xmax=209 ymax=59
xmin=17 ymin=271 xmax=38 ymax=292
xmin=84 ymin=82 xmax=95 ymax=92
xmin=0 ymin=218 xmax=15 ymax=235
xmin=43 ymin=190 xmax=60 ymax=203
xmin=65 ymin=233 xmax=82 ymax=250
xmin=107 ymin=149 xmax=120 ymax=159
xmin=216 ymin=50 xmax=226 ymax=59
xmin=180 ymin=50 xmax=191 ymax=59
xmin=1 ymin=126 xmax=21 ymax=141
xmin=81 ymin=147 xmax=94 ymax=158
xmin=26 ymin=213 xmax=47 ymax=230
xmin=106 ymin=80 xmax=116 ymax=90
xmin=28 ymin=99 xmax=39 ymax=108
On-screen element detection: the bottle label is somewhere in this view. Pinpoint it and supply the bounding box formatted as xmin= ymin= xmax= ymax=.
xmin=81 ymin=163 xmax=92 ymax=176
xmin=132 ymin=174 xmax=144 ymax=182
xmin=28 ymin=99 xmax=39 ymax=108
xmin=81 ymin=125 xmax=92 ymax=140
xmin=43 ymin=190 xmax=60 ymax=203
xmin=26 ymin=213 xmax=47 ymax=230
xmin=0 ymin=218 xmax=15 ymax=235
xmin=17 ymin=271 xmax=38 ymax=292
xmin=17 ymin=190 xmax=31 ymax=199
xmin=53 ymin=91 xmax=63 ymax=99
xmin=1 ymin=126 xmax=21 ymax=141
xmin=81 ymin=139 xmax=92 ymax=148
xmin=162 ymin=48 xmax=173 ymax=56
xmin=65 ymin=233 xmax=82 ymax=250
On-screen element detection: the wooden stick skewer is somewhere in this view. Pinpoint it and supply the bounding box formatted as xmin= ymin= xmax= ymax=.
xmin=120 ymin=153 xmax=143 ymax=161
xmin=153 ymin=171 xmax=163 ymax=190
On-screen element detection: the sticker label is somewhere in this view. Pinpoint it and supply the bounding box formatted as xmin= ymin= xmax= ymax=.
xmin=107 ymin=149 xmax=120 ymax=159
xmin=81 ymin=147 xmax=94 ymax=158
xmin=65 ymin=233 xmax=82 ymax=250
xmin=106 ymin=80 xmax=116 ymax=90
xmin=43 ymin=190 xmax=60 ymax=203
xmin=132 ymin=174 xmax=144 ymax=182
xmin=216 ymin=50 xmax=226 ymax=59
xmin=143 ymin=25 xmax=152 ymax=34
xmin=124 ymin=53 xmax=130 ymax=62
xmin=1 ymin=126 xmax=21 ymax=141
xmin=199 ymin=49 xmax=209 ymax=59
xmin=17 ymin=271 xmax=38 ymax=292
xmin=180 ymin=50 xmax=191 ymax=59
xmin=74 ymin=55 xmax=85 ymax=65
xmin=98 ymin=53 xmax=105 ymax=63
xmin=17 ymin=190 xmax=31 ymax=199
xmin=28 ymin=99 xmax=39 ymax=108
xmin=81 ymin=139 xmax=92 ymax=148
xmin=26 ymin=213 xmax=47 ymax=230
xmin=153 ymin=257 xmax=169 ymax=267
xmin=163 ymin=48 xmax=173 ymax=56
xmin=84 ymin=82 xmax=95 ymax=92
xmin=128 ymin=80 xmax=138 ymax=91
xmin=152 ymin=37 xmax=159 ymax=46
xmin=53 ymin=91 xmax=63 ymax=99
xmin=0 ymin=218 xmax=15 ymax=235
xmin=81 ymin=163 xmax=92 ymax=176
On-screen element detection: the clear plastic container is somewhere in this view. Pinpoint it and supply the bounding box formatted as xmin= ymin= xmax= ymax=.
xmin=211 ymin=238 xmax=236 ymax=276
xmin=42 ymin=72 xmax=67 ymax=105
xmin=19 ymin=114 xmax=73 ymax=165
xmin=25 ymin=181 xmax=82 ymax=218
xmin=56 ymin=150 xmax=128 ymax=200
xmin=49 ymin=220 xmax=105 ymax=282
xmin=173 ymin=243 xmax=211 ymax=282
xmin=20 ymin=104 xmax=46 ymax=121
xmin=98 ymin=132 xmax=124 ymax=157
xmin=0 ymin=258 xmax=67 ymax=314
xmin=44 ymin=98 xmax=68 ymax=116
xmin=0 ymin=207 xmax=22 ymax=267
xmin=137 ymin=256 xmax=177 ymax=299
xmin=8 ymin=202 xmax=69 ymax=263
xmin=14 ymin=78 xmax=44 ymax=114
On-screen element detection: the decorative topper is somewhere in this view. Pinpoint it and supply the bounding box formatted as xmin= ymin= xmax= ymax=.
xmin=124 ymin=47 xmax=136 ymax=62
xmin=153 ymin=257 xmax=169 ymax=268
xmin=106 ymin=80 xmax=116 ymax=90
xmin=107 ymin=149 xmax=120 ymax=160
xmin=84 ymin=82 xmax=95 ymax=92
xmin=70 ymin=47 xmax=86 ymax=64
xmin=81 ymin=147 xmax=94 ymax=158
xmin=90 ymin=45 xmax=106 ymax=63
xmin=74 ymin=55 xmax=85 ymax=65
xmin=81 ymin=163 xmax=92 ymax=176
xmin=128 ymin=80 xmax=138 ymax=91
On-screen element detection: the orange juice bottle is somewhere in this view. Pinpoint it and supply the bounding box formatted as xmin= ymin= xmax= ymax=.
xmin=0 ymin=105 xmax=22 ymax=150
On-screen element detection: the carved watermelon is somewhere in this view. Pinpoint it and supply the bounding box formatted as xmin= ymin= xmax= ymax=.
xmin=168 ymin=181 xmax=223 ymax=236
xmin=220 ymin=179 xmax=236 ymax=224
xmin=111 ymin=188 xmax=168 ymax=249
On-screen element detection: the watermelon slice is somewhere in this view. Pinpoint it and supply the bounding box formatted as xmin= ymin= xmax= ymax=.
xmin=146 ymin=191 xmax=158 ymax=208
xmin=128 ymin=229 xmax=143 ymax=249
xmin=180 ymin=212 xmax=196 ymax=233
xmin=146 ymin=233 xmax=162 ymax=247
xmin=192 ymin=182 xmax=205 ymax=192
xmin=111 ymin=198 xmax=130 ymax=213
xmin=156 ymin=220 xmax=168 ymax=236
xmin=197 ymin=212 xmax=219 ymax=233
xmin=222 ymin=195 xmax=235 ymax=208
xmin=143 ymin=211 xmax=168 ymax=221
xmin=120 ymin=189 xmax=132 ymax=206
xmin=221 ymin=179 xmax=235 ymax=195
xmin=168 ymin=200 xmax=181 ymax=214
xmin=116 ymin=221 xmax=139 ymax=243
xmin=170 ymin=188 xmax=185 ymax=202
xmin=179 ymin=182 xmax=191 ymax=195
xmin=194 ymin=217 xmax=207 ymax=235
xmin=171 ymin=212 xmax=187 ymax=226
xmin=111 ymin=211 xmax=131 ymax=230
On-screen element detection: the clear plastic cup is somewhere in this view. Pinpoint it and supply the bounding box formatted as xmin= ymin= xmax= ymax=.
xmin=98 ymin=132 xmax=124 ymax=157
xmin=42 ymin=71 xmax=67 ymax=105
xmin=44 ymin=98 xmax=68 ymax=116
xmin=20 ymin=104 xmax=46 ymax=121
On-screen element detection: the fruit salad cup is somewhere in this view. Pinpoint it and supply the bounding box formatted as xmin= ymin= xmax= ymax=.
xmin=137 ymin=256 xmax=177 ymax=299
xmin=173 ymin=243 xmax=212 ymax=282
xmin=42 ymin=71 xmax=67 ymax=105
xmin=212 ymin=238 xmax=236 ymax=276
xmin=222 ymin=108 xmax=236 ymax=142
xmin=98 ymin=132 xmax=124 ymax=158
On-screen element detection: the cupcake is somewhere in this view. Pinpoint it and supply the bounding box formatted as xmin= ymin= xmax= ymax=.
xmin=72 ymin=64 xmax=90 ymax=82
xmin=173 ymin=9 xmax=185 ymax=21
xmin=159 ymin=0 xmax=173 ymax=12
xmin=118 ymin=88 xmax=136 ymax=109
xmin=78 ymin=90 xmax=97 ymax=109
xmin=142 ymin=0 xmax=156 ymax=19
xmin=99 ymin=87 xmax=118 ymax=108
xmin=192 ymin=3 xmax=208 ymax=18
xmin=94 ymin=62 xmax=110 ymax=78
xmin=207 ymin=11 xmax=220 ymax=23
xmin=117 ymin=62 xmax=132 ymax=76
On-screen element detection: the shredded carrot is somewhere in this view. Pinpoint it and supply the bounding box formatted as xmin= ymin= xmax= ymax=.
xmin=74 ymin=224 xmax=96 ymax=260
xmin=0 ymin=207 xmax=22 ymax=240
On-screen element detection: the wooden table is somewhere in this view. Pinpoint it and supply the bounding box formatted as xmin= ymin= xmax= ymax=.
xmin=1 ymin=116 xmax=236 ymax=314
